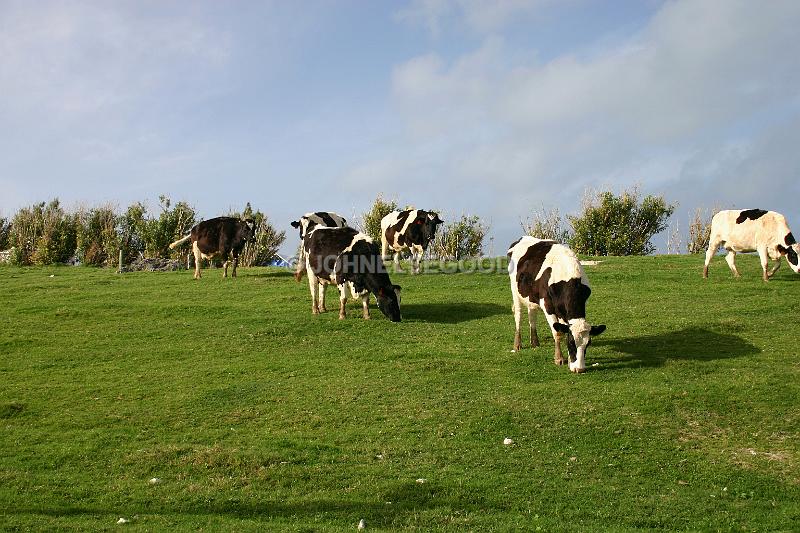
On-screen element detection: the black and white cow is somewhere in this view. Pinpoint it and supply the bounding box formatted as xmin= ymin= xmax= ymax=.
xmin=703 ymin=209 xmax=800 ymax=281
xmin=169 ymin=217 xmax=256 ymax=279
xmin=380 ymin=209 xmax=443 ymax=274
xmin=291 ymin=212 xmax=347 ymax=281
xmin=304 ymin=226 xmax=401 ymax=321
xmin=508 ymin=236 xmax=606 ymax=373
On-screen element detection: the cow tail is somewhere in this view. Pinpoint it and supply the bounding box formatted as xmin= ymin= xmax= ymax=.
xmin=168 ymin=234 xmax=191 ymax=250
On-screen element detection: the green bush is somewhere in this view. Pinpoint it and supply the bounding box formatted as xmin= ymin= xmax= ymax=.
xmin=687 ymin=207 xmax=717 ymax=254
xmin=76 ymin=205 xmax=120 ymax=266
xmin=568 ymin=189 xmax=675 ymax=256
xmin=0 ymin=217 xmax=10 ymax=250
xmin=140 ymin=195 xmax=197 ymax=259
xmin=432 ymin=214 xmax=488 ymax=260
xmin=119 ymin=202 xmax=147 ymax=263
xmin=358 ymin=194 xmax=398 ymax=243
xmin=9 ymin=199 xmax=78 ymax=265
xmin=229 ymin=203 xmax=286 ymax=266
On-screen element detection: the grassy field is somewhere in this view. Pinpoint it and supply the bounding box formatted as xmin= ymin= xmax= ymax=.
xmin=1 ymin=254 xmax=798 ymax=531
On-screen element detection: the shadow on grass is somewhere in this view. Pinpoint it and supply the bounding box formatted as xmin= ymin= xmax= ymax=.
xmin=401 ymin=302 xmax=507 ymax=324
xmin=247 ymin=270 xmax=296 ymax=279
xmin=599 ymin=327 xmax=760 ymax=369
xmin=9 ymin=481 xmax=474 ymax=528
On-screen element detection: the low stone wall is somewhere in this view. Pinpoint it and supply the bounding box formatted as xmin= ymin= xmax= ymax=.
xmin=122 ymin=257 xmax=184 ymax=272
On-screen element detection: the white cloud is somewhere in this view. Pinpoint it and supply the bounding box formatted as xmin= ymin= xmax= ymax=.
xmin=384 ymin=0 xmax=800 ymax=218
xmin=397 ymin=0 xmax=558 ymax=36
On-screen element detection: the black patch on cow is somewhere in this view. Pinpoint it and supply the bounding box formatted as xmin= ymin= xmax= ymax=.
xmin=307 ymin=227 xmax=400 ymax=321
xmin=190 ymin=217 xmax=254 ymax=259
xmin=786 ymin=232 xmax=796 ymax=246
xmin=314 ymin=211 xmax=339 ymax=228
xmin=544 ymin=278 xmax=591 ymax=321
xmin=787 ymin=247 xmax=799 ymax=266
xmin=736 ymin=209 xmax=768 ymax=224
xmin=385 ymin=210 xmax=411 ymax=248
xmin=515 ymin=241 xmax=555 ymax=302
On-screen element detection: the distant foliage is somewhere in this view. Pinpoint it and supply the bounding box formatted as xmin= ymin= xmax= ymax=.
xmin=568 ymin=188 xmax=675 ymax=256
xmin=431 ymin=214 xmax=488 ymax=260
xmin=229 ymin=203 xmax=286 ymax=266
xmin=687 ymin=207 xmax=718 ymax=254
xmin=9 ymin=199 xmax=78 ymax=265
xmin=76 ymin=205 xmax=120 ymax=266
xmin=140 ymin=195 xmax=197 ymax=259
xmin=359 ymin=194 xmax=398 ymax=243
xmin=0 ymin=216 xmax=10 ymax=250
xmin=119 ymin=202 xmax=147 ymax=263
xmin=522 ymin=207 xmax=571 ymax=243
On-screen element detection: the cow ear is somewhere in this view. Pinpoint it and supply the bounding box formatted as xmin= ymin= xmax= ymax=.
xmin=552 ymin=322 xmax=570 ymax=333
xmin=590 ymin=325 xmax=606 ymax=336
xmin=291 ymin=220 xmax=300 ymax=228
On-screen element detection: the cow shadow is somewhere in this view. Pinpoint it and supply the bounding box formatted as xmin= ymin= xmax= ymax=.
xmin=247 ymin=270 xmax=296 ymax=279
xmin=401 ymin=302 xmax=507 ymax=324
xmin=598 ymin=327 xmax=760 ymax=369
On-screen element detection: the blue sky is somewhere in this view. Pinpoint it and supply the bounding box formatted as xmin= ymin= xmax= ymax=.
xmin=2 ymin=0 xmax=799 ymax=256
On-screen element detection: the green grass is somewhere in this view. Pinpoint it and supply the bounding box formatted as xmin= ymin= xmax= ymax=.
xmin=1 ymin=255 xmax=798 ymax=531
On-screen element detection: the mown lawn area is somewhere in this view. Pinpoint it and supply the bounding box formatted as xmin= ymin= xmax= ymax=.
xmin=1 ymin=254 xmax=798 ymax=531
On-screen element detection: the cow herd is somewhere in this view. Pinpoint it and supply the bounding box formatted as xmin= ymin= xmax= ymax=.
xmin=168 ymin=207 xmax=800 ymax=374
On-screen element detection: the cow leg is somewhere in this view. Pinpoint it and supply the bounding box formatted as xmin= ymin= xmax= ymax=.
xmin=411 ymin=247 xmax=421 ymax=274
xmin=338 ymin=284 xmax=349 ymax=320
xmin=295 ymin=248 xmax=306 ymax=282
xmin=725 ymin=250 xmax=740 ymax=278
xmin=319 ymin=282 xmax=328 ymax=312
xmin=768 ymin=257 xmax=782 ymax=278
xmin=394 ymin=252 xmax=400 ymax=272
xmin=307 ymin=271 xmax=321 ymax=314
xmin=192 ymin=242 xmax=202 ymax=279
xmin=528 ymin=306 xmax=540 ymax=348
xmin=361 ymin=291 xmax=370 ymax=320
xmin=703 ymin=238 xmax=721 ymax=278
xmin=512 ymin=300 xmax=523 ymax=352
xmin=231 ymin=255 xmax=238 ymax=278
xmin=544 ymin=313 xmax=565 ymax=365
xmin=222 ymin=260 xmax=229 ymax=278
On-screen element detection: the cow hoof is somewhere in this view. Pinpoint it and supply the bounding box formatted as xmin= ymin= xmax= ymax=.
xmin=312 ymin=308 xmax=320 ymax=315
xmin=338 ymin=314 xmax=346 ymax=320
xmin=294 ymin=271 xmax=303 ymax=282
xmin=554 ymin=358 xmax=565 ymax=366
xmin=320 ymin=306 xmax=328 ymax=313
xmin=571 ymin=367 xmax=586 ymax=374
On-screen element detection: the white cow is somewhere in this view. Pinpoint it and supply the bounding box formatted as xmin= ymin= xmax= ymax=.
xmin=703 ymin=209 xmax=800 ymax=281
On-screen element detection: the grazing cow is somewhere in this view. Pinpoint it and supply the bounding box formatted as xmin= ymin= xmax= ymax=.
xmin=290 ymin=212 xmax=347 ymax=281
xmin=305 ymin=226 xmax=401 ymax=321
xmin=169 ymin=217 xmax=255 ymax=279
xmin=703 ymin=209 xmax=800 ymax=281
xmin=380 ymin=209 xmax=443 ymax=274
xmin=508 ymin=236 xmax=606 ymax=373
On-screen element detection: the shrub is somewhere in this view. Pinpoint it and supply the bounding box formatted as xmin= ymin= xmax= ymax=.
xmin=140 ymin=195 xmax=197 ymax=259
xmin=76 ymin=205 xmax=120 ymax=266
xmin=358 ymin=194 xmax=398 ymax=243
xmin=431 ymin=214 xmax=488 ymax=260
xmin=9 ymin=199 xmax=78 ymax=265
xmin=521 ymin=206 xmax=571 ymax=243
xmin=229 ymin=203 xmax=286 ymax=266
xmin=0 ymin=217 xmax=10 ymax=250
xmin=687 ymin=207 xmax=718 ymax=254
xmin=568 ymin=188 xmax=675 ymax=256
xmin=119 ymin=202 xmax=147 ymax=263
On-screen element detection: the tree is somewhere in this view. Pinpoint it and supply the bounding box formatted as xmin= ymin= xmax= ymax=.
xmin=358 ymin=194 xmax=398 ymax=243
xmin=687 ymin=207 xmax=718 ymax=254
xmin=521 ymin=206 xmax=571 ymax=243
xmin=9 ymin=199 xmax=78 ymax=265
xmin=431 ymin=214 xmax=489 ymax=260
xmin=140 ymin=195 xmax=197 ymax=258
xmin=76 ymin=205 xmax=119 ymax=266
xmin=568 ymin=188 xmax=675 ymax=256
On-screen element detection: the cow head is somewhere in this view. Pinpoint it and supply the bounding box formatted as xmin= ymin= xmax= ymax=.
xmin=420 ymin=211 xmax=443 ymax=245
xmin=375 ymin=285 xmax=402 ymax=322
xmin=777 ymin=242 xmax=800 ymax=274
xmin=242 ymin=218 xmax=257 ymax=242
xmin=553 ymin=320 xmax=606 ymax=373
xmin=290 ymin=217 xmax=308 ymax=239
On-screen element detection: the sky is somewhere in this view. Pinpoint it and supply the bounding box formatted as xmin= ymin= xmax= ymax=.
xmin=1 ymin=0 xmax=799 ymax=257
